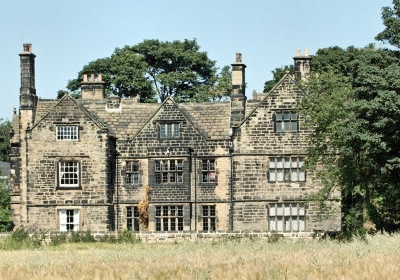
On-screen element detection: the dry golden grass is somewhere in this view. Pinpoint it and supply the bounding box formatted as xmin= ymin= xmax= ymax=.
xmin=1 ymin=234 xmax=399 ymax=280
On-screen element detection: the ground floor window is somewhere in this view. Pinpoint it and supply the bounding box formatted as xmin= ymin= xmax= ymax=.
xmin=268 ymin=203 xmax=305 ymax=232
xmin=155 ymin=205 xmax=183 ymax=231
xmin=127 ymin=206 xmax=140 ymax=231
xmin=202 ymin=205 xmax=216 ymax=231
xmin=60 ymin=209 xmax=79 ymax=231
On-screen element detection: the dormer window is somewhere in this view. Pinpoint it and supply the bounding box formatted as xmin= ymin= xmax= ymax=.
xmin=160 ymin=123 xmax=180 ymax=138
xmin=274 ymin=111 xmax=298 ymax=133
xmin=56 ymin=126 xmax=78 ymax=140
xmin=106 ymin=95 xmax=122 ymax=112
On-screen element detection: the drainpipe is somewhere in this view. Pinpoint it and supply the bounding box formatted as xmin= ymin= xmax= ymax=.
xmin=193 ymin=151 xmax=197 ymax=232
xmin=229 ymin=147 xmax=234 ymax=231
xmin=116 ymin=150 xmax=120 ymax=231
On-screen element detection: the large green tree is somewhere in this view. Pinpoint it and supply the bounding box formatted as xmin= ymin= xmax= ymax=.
xmin=301 ymin=46 xmax=400 ymax=236
xmin=66 ymin=39 xmax=230 ymax=102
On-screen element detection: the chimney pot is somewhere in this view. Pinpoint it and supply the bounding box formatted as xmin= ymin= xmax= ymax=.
xmin=23 ymin=44 xmax=32 ymax=53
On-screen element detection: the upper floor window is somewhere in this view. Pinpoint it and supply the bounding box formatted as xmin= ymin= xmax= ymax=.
xmin=274 ymin=112 xmax=298 ymax=132
xmin=155 ymin=159 xmax=183 ymax=184
xmin=126 ymin=161 xmax=140 ymax=184
xmin=202 ymin=159 xmax=216 ymax=183
xmin=59 ymin=161 xmax=80 ymax=187
xmin=160 ymin=123 xmax=180 ymax=138
xmin=56 ymin=126 xmax=79 ymax=140
xmin=269 ymin=157 xmax=305 ymax=182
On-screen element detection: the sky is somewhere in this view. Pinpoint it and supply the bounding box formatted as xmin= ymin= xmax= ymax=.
xmin=0 ymin=0 xmax=394 ymax=121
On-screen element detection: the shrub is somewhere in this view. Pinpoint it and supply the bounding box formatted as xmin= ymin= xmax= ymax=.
xmin=117 ymin=229 xmax=140 ymax=244
xmin=0 ymin=227 xmax=43 ymax=250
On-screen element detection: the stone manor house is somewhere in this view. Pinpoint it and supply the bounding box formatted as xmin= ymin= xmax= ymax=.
xmin=9 ymin=44 xmax=340 ymax=236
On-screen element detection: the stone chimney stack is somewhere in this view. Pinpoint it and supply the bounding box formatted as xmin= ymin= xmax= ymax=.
xmin=293 ymin=48 xmax=311 ymax=82
xmin=81 ymin=74 xmax=105 ymax=99
xmin=19 ymin=43 xmax=37 ymax=109
xmin=230 ymin=53 xmax=247 ymax=128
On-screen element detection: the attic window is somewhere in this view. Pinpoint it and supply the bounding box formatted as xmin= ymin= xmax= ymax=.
xmin=159 ymin=123 xmax=180 ymax=138
xmin=56 ymin=126 xmax=78 ymax=140
xmin=274 ymin=111 xmax=298 ymax=133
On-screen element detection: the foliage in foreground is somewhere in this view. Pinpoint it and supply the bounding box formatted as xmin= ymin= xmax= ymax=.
xmin=0 ymin=228 xmax=140 ymax=250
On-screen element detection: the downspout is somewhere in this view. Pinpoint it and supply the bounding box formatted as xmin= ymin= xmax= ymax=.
xmin=116 ymin=150 xmax=120 ymax=231
xmin=194 ymin=151 xmax=197 ymax=232
xmin=229 ymin=146 xmax=234 ymax=231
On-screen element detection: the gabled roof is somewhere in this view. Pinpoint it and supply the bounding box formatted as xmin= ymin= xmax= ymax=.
xmin=237 ymin=74 xmax=306 ymax=128
xmin=77 ymin=97 xmax=232 ymax=140
xmin=32 ymin=94 xmax=107 ymax=131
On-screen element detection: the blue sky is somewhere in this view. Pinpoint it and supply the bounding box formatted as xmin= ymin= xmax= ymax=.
xmin=0 ymin=0 xmax=393 ymax=121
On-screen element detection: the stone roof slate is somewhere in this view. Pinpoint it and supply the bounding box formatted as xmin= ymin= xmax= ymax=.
xmin=34 ymin=96 xmax=262 ymax=141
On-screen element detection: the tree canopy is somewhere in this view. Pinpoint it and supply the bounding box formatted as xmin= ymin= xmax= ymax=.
xmin=66 ymin=39 xmax=231 ymax=102
xmin=0 ymin=119 xmax=11 ymax=232
xmin=301 ymin=46 xmax=400 ymax=236
xmin=0 ymin=119 xmax=10 ymax=162
xmin=263 ymin=65 xmax=294 ymax=92
xmin=260 ymin=1 xmax=400 ymax=237
xmin=376 ymin=0 xmax=400 ymax=48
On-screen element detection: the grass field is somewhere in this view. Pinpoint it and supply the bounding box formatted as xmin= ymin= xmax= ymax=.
xmin=0 ymin=234 xmax=399 ymax=280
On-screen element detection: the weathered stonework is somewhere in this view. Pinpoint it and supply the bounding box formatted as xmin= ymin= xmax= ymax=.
xmin=10 ymin=44 xmax=341 ymax=236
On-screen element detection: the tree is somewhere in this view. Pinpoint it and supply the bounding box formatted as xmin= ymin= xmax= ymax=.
xmin=66 ymin=39 xmax=228 ymax=103
xmin=67 ymin=51 xmax=155 ymax=102
xmin=263 ymin=65 xmax=294 ymax=92
xmin=301 ymin=46 xmax=400 ymax=236
xmin=376 ymin=0 xmax=400 ymax=48
xmin=0 ymin=119 xmax=11 ymax=232
xmin=0 ymin=177 xmax=11 ymax=232
xmin=0 ymin=119 xmax=11 ymax=162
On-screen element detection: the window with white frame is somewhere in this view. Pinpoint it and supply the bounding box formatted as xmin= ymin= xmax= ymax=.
xmin=56 ymin=126 xmax=79 ymax=140
xmin=269 ymin=157 xmax=305 ymax=182
xmin=268 ymin=203 xmax=305 ymax=232
xmin=155 ymin=159 xmax=183 ymax=184
xmin=159 ymin=123 xmax=180 ymax=138
xmin=60 ymin=209 xmax=79 ymax=231
xmin=274 ymin=111 xmax=298 ymax=132
xmin=126 ymin=161 xmax=140 ymax=184
xmin=59 ymin=161 xmax=80 ymax=187
xmin=127 ymin=206 xmax=140 ymax=232
xmin=202 ymin=205 xmax=216 ymax=231
xmin=155 ymin=205 xmax=183 ymax=231
xmin=202 ymin=159 xmax=216 ymax=183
